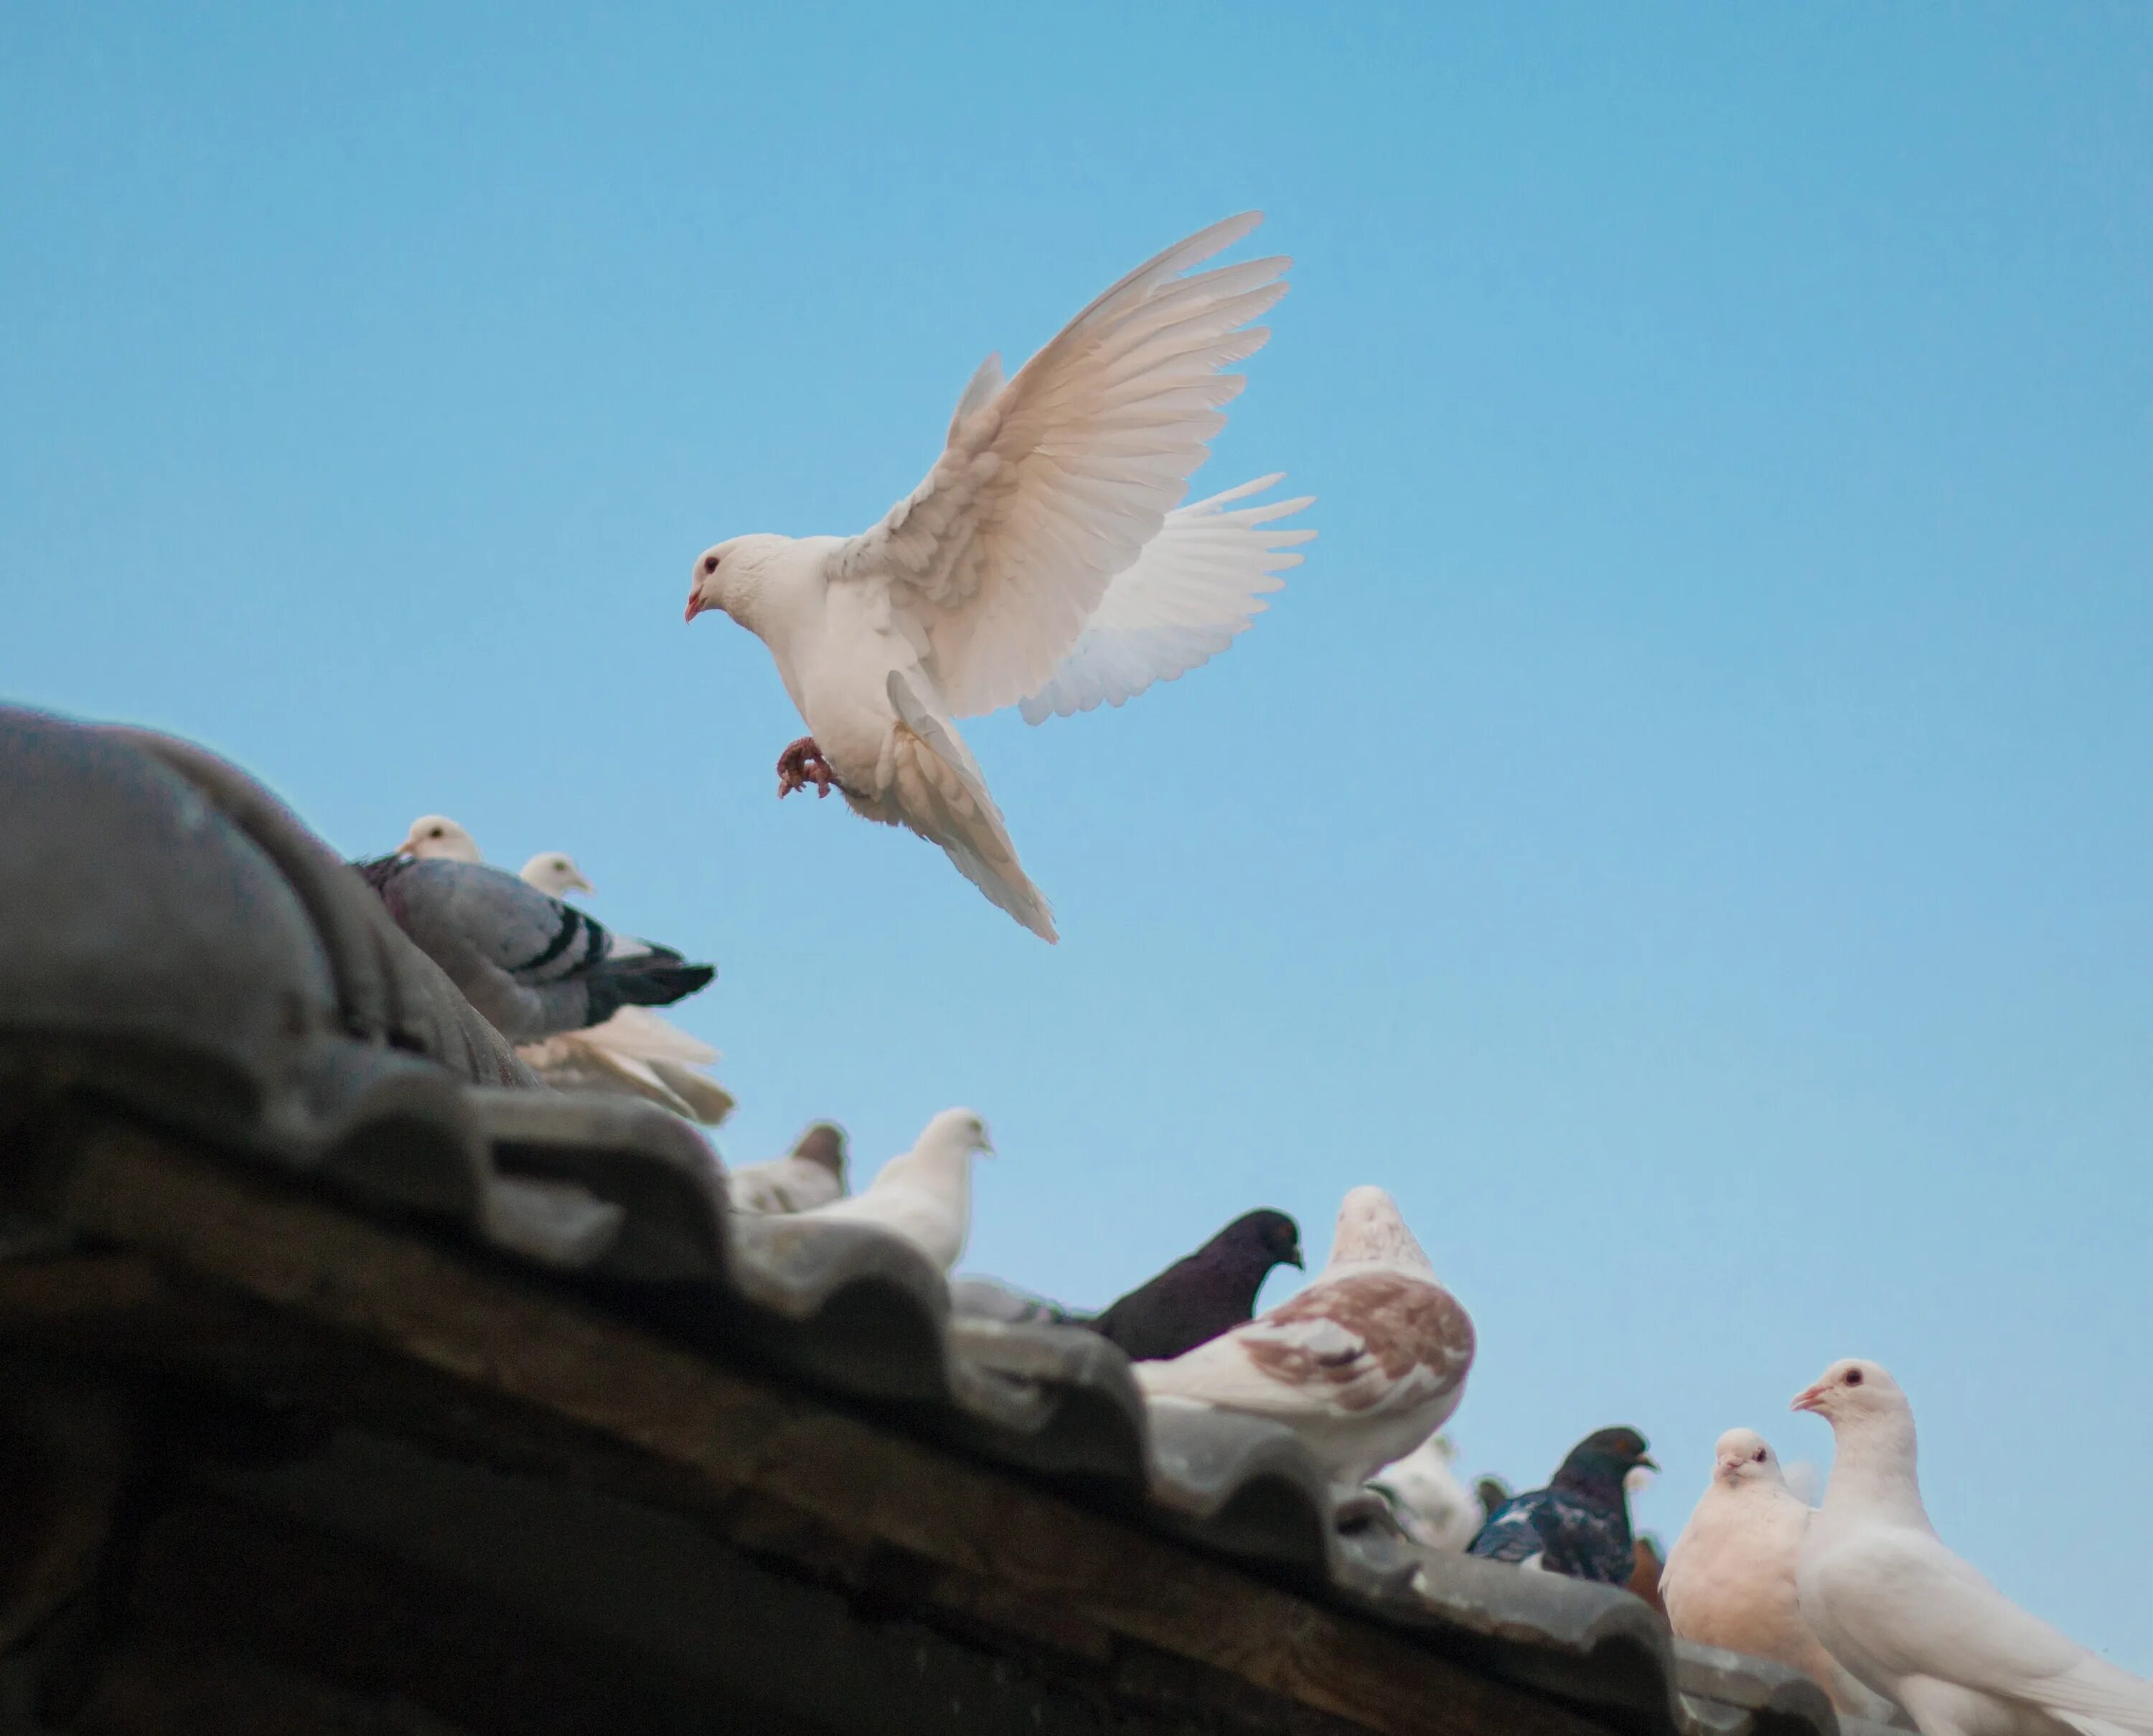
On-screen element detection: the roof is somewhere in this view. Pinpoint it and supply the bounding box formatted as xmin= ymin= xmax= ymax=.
xmin=0 ymin=704 xmax=1893 ymax=1736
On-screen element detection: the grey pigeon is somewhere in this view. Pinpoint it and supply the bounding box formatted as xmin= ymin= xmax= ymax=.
xmin=1468 ymin=1427 xmax=1656 ymax=1584
xmin=1087 ymin=1209 xmax=1303 ymax=1362
xmin=355 ymin=855 xmax=714 ymax=1043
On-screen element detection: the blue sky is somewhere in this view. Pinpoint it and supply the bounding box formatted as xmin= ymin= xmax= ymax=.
xmin=5 ymin=1 xmax=2149 ymax=1666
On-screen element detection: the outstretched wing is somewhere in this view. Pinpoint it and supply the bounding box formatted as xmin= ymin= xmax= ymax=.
xmin=830 ymin=214 xmax=1288 ymax=719
xmin=1019 ymin=474 xmax=1313 ymax=723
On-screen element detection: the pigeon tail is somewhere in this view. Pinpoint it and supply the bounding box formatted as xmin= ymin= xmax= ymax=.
xmin=885 ymin=670 xmax=1057 ymax=942
xmin=587 ymin=960 xmax=716 ymax=1022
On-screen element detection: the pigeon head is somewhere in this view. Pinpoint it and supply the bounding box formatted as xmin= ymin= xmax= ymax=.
xmin=920 ymin=1107 xmax=995 ymax=1161
xmin=520 ymin=850 xmax=594 ymax=898
xmin=1213 ymin=1208 xmax=1303 ymax=1272
xmin=1712 ymin=1427 xmax=1782 ymax=1487
xmin=1552 ymin=1427 xmax=1656 ymax=1497
xmin=1790 ymin=1357 xmax=1903 ymax=1427
xmin=685 ymin=533 xmax=792 ymax=627
xmin=793 ymin=1122 xmax=849 ymax=1179
xmin=401 ymin=815 xmax=482 ymax=863
xmin=1324 ymin=1186 xmax=1432 ymax=1272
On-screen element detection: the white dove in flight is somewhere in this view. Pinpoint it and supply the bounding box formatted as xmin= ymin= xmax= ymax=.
xmin=683 ymin=213 xmax=1313 ymax=941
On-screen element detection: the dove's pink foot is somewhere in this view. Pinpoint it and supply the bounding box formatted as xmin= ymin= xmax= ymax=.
xmin=777 ymin=736 xmax=837 ymax=799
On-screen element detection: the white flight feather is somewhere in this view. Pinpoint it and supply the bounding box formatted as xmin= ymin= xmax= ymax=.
xmin=830 ymin=212 xmax=1289 ymax=719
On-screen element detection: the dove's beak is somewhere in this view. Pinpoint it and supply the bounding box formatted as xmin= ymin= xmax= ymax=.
xmin=1791 ymin=1381 xmax=1829 ymax=1415
xmin=684 ymin=593 xmax=705 ymax=623
xmin=1287 ymin=1244 xmax=1305 ymax=1269
xmin=572 ymin=878 xmax=596 ymax=896
xmin=1637 ymin=1455 xmax=1658 ymax=1473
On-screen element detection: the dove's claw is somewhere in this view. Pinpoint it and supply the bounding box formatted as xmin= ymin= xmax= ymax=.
xmin=777 ymin=736 xmax=837 ymax=799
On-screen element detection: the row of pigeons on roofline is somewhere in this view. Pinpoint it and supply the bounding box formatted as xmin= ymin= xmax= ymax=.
xmin=342 ymin=206 xmax=2153 ymax=1736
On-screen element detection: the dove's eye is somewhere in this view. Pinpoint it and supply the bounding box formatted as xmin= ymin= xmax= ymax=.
xmin=1753 ymin=1448 xmax=1765 ymax=1461
xmin=1844 ymin=1369 xmax=1864 ymax=1386
xmin=703 ymin=555 xmax=720 ymax=575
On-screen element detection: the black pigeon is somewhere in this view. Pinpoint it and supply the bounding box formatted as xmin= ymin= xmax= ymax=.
xmin=1468 ymin=1427 xmax=1655 ymax=1585
xmin=355 ymin=855 xmax=715 ymax=1043
xmin=1086 ymin=1209 xmax=1303 ymax=1362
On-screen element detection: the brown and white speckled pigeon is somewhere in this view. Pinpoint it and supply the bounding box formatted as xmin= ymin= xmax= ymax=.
xmin=1134 ymin=1186 xmax=1475 ymax=1488
xmin=726 ymin=1122 xmax=849 ymax=1216
xmin=355 ymin=855 xmax=713 ymax=1043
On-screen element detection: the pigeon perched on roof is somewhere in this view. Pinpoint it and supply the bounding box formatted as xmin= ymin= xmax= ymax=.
xmin=1662 ymin=1427 xmax=1898 ymax=1718
xmin=391 ymin=816 xmax=729 ymax=1122
xmin=355 ymin=855 xmax=713 ymax=1044
xmin=726 ymin=1122 xmax=849 ymax=1216
xmin=1468 ymin=1427 xmax=1656 ymax=1584
xmin=791 ymin=1109 xmax=992 ymax=1272
xmin=1134 ymin=1186 xmax=1474 ymax=1488
xmin=1792 ymin=1359 xmax=2153 ymax=1736
xmin=1366 ymin=1432 xmax=1481 ymax=1552
xmin=683 ymin=212 xmax=1313 ymax=941
xmin=399 ymin=814 xmax=484 ymax=863
xmin=1086 ymin=1209 xmax=1302 ymax=1362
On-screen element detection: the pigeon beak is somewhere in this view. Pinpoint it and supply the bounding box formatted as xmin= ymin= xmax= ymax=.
xmin=684 ymin=593 xmax=705 ymax=623
xmin=1791 ymin=1382 xmax=1829 ymax=1415
xmin=1636 ymin=1454 xmax=1659 ymax=1473
xmin=572 ymin=878 xmax=596 ymax=896
xmin=1287 ymin=1244 xmax=1305 ymax=1269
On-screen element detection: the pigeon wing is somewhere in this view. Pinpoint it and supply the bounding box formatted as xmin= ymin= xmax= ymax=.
xmin=1138 ymin=1271 xmax=1471 ymax=1419
xmin=1530 ymin=1493 xmax=1632 ymax=1584
xmin=1816 ymin=1526 xmax=2153 ymax=1731
xmin=1019 ymin=475 xmax=1313 ymax=723
xmin=829 ymin=214 xmax=1287 ymax=719
xmin=1469 ymin=1496 xmax=1552 ymax=1564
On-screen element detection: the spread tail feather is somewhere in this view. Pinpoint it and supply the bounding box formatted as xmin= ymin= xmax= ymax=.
xmin=886 ymin=670 xmax=1057 ymax=942
xmin=587 ymin=960 xmax=716 ymax=1023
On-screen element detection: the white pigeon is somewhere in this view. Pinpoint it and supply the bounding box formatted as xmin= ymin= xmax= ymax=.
xmin=1793 ymin=1358 xmax=2153 ymax=1736
xmin=515 ymin=1005 xmax=735 ymax=1125
xmin=520 ymin=849 xmax=595 ymax=898
xmin=725 ymin=1122 xmax=849 ymax=1216
xmin=1662 ymin=1427 xmax=1900 ymax=1720
xmin=1368 ymin=1432 xmax=1482 ymax=1552
xmin=1135 ymin=1186 xmax=1476 ymax=1489
xmin=400 ymin=813 xmax=484 ymax=863
xmin=683 ymin=212 xmax=1314 ymax=942
xmin=396 ymin=813 xmax=731 ymax=1122
xmin=790 ymin=1108 xmax=993 ymax=1272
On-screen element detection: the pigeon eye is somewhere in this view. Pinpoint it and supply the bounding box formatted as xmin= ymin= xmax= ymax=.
xmin=703 ymin=555 xmax=720 ymax=575
xmin=1844 ymin=1369 xmax=1864 ymax=1386
xmin=1753 ymin=1449 xmax=1765 ymax=1462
